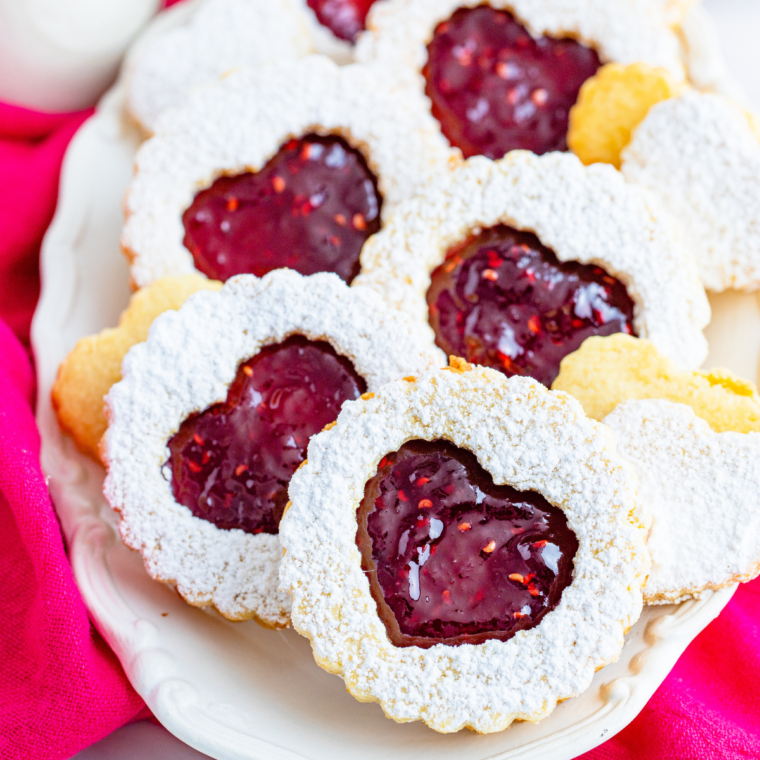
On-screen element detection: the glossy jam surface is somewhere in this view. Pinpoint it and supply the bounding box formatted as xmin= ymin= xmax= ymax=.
xmin=307 ymin=0 xmax=376 ymax=41
xmin=169 ymin=336 xmax=366 ymax=535
xmin=423 ymin=6 xmax=602 ymax=159
xmin=183 ymin=134 xmax=382 ymax=284
xmin=427 ymin=225 xmax=635 ymax=387
xmin=357 ymin=440 xmax=578 ymax=647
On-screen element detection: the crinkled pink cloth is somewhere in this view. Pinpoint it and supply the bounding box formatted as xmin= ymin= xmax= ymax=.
xmin=1 ymin=8 xmax=759 ymax=758
xmin=0 ymin=104 xmax=147 ymax=760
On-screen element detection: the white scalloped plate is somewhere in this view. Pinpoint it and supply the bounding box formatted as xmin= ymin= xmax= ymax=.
xmin=31 ymin=5 xmax=758 ymax=759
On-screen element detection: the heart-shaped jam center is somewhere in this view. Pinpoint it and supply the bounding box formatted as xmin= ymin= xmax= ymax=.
xmin=427 ymin=225 xmax=635 ymax=387
xmin=307 ymin=0 xmax=376 ymax=42
xmin=168 ymin=335 xmax=366 ymax=534
xmin=183 ymin=134 xmax=382 ymax=284
xmin=423 ymin=6 xmax=602 ymax=159
xmin=356 ymin=440 xmax=578 ymax=648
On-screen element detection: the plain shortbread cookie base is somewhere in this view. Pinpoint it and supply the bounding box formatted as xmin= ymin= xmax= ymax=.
xmin=622 ymin=90 xmax=760 ymax=292
xmin=604 ymin=399 xmax=760 ymax=605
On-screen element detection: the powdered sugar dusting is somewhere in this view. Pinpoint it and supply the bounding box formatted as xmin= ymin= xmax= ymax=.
xmin=622 ymin=90 xmax=760 ymax=292
xmin=356 ymin=0 xmax=685 ymax=88
xmin=102 ymin=270 xmax=444 ymax=626
xmin=122 ymin=55 xmax=455 ymax=289
xmin=355 ymin=151 xmax=710 ymax=371
xmin=279 ymin=365 xmax=650 ymax=733
xmin=125 ymin=0 xmax=313 ymax=135
xmin=604 ymin=399 xmax=760 ymax=605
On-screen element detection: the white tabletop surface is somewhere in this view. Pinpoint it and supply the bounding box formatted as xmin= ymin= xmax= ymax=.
xmin=68 ymin=0 xmax=759 ymax=757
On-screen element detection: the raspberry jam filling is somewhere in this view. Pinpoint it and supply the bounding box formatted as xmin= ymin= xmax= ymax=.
xmin=307 ymin=0 xmax=376 ymax=42
xmin=356 ymin=440 xmax=578 ymax=648
xmin=427 ymin=225 xmax=635 ymax=387
xmin=168 ymin=335 xmax=366 ymax=535
xmin=423 ymin=6 xmax=602 ymax=159
xmin=183 ymin=134 xmax=382 ymax=284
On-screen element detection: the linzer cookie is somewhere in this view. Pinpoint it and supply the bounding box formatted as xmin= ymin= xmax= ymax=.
xmin=279 ymin=361 xmax=650 ymax=733
xmin=125 ymin=0 xmax=313 ymax=135
xmin=354 ymin=151 xmax=709 ymax=387
xmin=102 ymin=271 xmax=443 ymax=626
xmin=622 ymin=90 xmax=760 ymax=292
xmin=604 ymin=399 xmax=760 ymax=604
xmin=122 ymin=55 xmax=455 ymax=289
xmin=355 ymin=0 xmax=684 ymax=160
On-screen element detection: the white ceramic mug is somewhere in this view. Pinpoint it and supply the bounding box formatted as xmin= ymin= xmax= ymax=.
xmin=0 ymin=0 xmax=161 ymax=112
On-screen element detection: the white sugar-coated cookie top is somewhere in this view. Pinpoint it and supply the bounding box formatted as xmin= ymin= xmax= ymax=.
xmin=604 ymin=399 xmax=760 ymax=605
xmin=102 ymin=270 xmax=444 ymax=626
xmin=622 ymin=90 xmax=760 ymax=292
xmin=125 ymin=0 xmax=313 ymax=135
xmin=280 ymin=364 xmax=650 ymax=733
xmin=356 ymin=0 xmax=685 ymax=86
xmin=122 ymin=55 xmax=456 ymax=289
xmin=355 ymin=151 xmax=710 ymax=371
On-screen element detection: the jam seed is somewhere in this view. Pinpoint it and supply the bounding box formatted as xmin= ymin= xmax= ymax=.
xmin=235 ymin=464 xmax=247 ymax=476
xmin=528 ymin=315 xmax=541 ymax=334
xmin=482 ymin=540 xmax=496 ymax=553
xmin=193 ymin=433 xmax=204 ymax=446
xmin=352 ymin=213 xmax=366 ymax=231
xmin=509 ymin=573 xmax=524 ymax=583
xmin=533 ymin=540 xmax=548 ymax=549
xmin=442 ymin=589 xmax=451 ymax=604
xmin=527 ymin=583 xmax=540 ymax=597
xmin=226 ymin=196 xmax=239 ymax=212
xmin=398 ymin=490 xmax=408 ymax=502
xmin=187 ymin=461 xmax=202 ymax=474
xmin=418 ymin=498 xmax=433 ymax=509
xmin=334 ymin=213 xmax=347 ymax=226
xmin=416 ymin=477 xmax=430 ymax=486
xmin=531 ymin=88 xmax=548 ymax=106
xmin=272 ymin=176 xmax=286 ymax=193
xmin=513 ymin=611 xmax=526 ymax=619
xmin=243 ymin=365 xmax=254 ymax=377
xmin=482 ymin=268 xmax=499 ymax=281
xmin=458 ymin=522 xmax=471 ymax=532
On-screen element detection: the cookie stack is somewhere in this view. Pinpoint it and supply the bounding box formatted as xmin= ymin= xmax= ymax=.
xmin=52 ymin=0 xmax=760 ymax=735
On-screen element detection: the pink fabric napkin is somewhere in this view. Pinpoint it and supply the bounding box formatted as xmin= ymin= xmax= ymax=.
xmin=0 ymin=105 xmax=148 ymax=760
xmin=0 ymin=2 xmax=758 ymax=758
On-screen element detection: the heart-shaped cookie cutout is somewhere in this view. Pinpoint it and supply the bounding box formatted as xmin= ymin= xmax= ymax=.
xmin=356 ymin=438 xmax=578 ymax=647
xmin=168 ymin=334 xmax=366 ymax=535
xmin=604 ymin=399 xmax=760 ymax=604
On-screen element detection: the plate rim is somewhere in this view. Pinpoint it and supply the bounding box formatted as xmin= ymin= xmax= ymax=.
xmin=30 ymin=5 xmax=740 ymax=758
